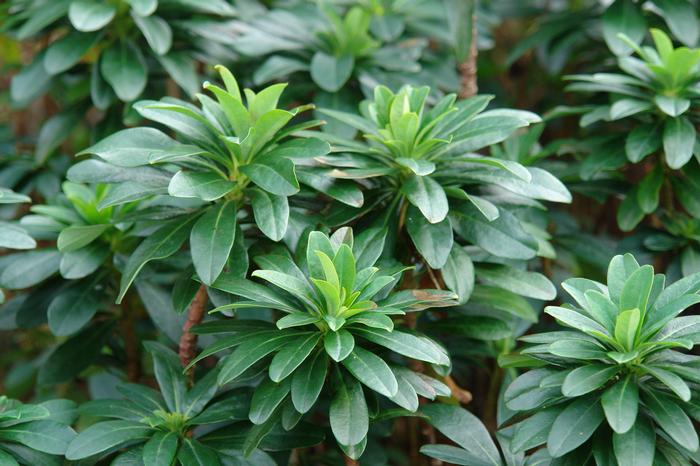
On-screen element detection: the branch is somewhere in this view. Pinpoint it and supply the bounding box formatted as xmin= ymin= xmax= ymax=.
xmin=179 ymin=284 xmax=208 ymax=373
xmin=444 ymin=374 xmax=473 ymax=404
xmin=458 ymin=6 xmax=478 ymax=99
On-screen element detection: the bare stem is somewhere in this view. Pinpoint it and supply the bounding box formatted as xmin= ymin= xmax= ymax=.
xmin=179 ymin=284 xmax=208 ymax=379
xmin=444 ymin=374 xmax=473 ymax=404
xmin=458 ymin=9 xmax=478 ymax=98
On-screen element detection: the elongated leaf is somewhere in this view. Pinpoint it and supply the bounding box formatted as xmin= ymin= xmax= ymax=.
xmin=406 ymin=206 xmax=452 ymax=269
xmin=601 ymin=375 xmax=639 ymax=434
xmin=291 ymin=350 xmax=328 ymax=413
xmin=0 ymin=421 xmax=75 ymax=455
xmin=612 ymin=417 xmax=655 ymax=466
xmin=168 ymin=171 xmax=235 ymax=201
xmin=117 ymin=216 xmax=195 ymax=303
xmin=142 ymin=431 xmax=178 ymax=466
xmin=562 ymin=365 xmax=619 ymax=397
xmin=100 ymin=40 xmax=146 ymax=101
xmin=329 ymin=376 xmax=368 ymax=446
xmin=65 ymin=420 xmax=151 ymax=460
xmin=248 ymin=188 xmax=289 ymax=241
xmin=269 ymin=333 xmax=321 ymax=382
xmin=324 ymin=329 xmax=355 ymax=362
xmin=422 ymin=404 xmax=502 ymax=466
xmin=642 ymin=390 xmax=698 ymax=451
xmin=547 ymin=396 xmax=604 ymax=457
xmin=401 ymin=175 xmax=448 ymax=224
xmin=190 ymin=201 xmax=236 ymax=286
xmin=342 ymin=347 xmax=398 ymax=397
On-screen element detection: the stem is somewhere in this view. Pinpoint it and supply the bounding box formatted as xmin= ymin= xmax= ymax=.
xmin=444 ymin=374 xmax=473 ymax=404
xmin=121 ymin=293 xmax=141 ymax=382
xmin=458 ymin=3 xmax=479 ymax=99
xmin=179 ymin=284 xmax=208 ymax=380
xmin=344 ymin=454 xmax=359 ymax=466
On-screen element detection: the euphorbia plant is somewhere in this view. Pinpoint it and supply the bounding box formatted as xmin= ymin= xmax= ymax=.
xmin=233 ymin=2 xmax=437 ymax=94
xmin=501 ymin=253 xmax=700 ymax=465
xmin=313 ymin=84 xmax=568 ymax=304
xmin=0 ymin=396 xmax=77 ymax=465
xmin=74 ymin=66 xmax=331 ymax=301
xmin=66 ymin=341 xmax=277 ymax=465
xmin=191 ymin=228 xmax=456 ymax=459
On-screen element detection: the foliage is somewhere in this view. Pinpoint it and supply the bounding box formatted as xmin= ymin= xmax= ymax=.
xmin=197 ymin=229 xmax=455 ymax=458
xmin=0 ymin=395 xmax=76 ymax=465
xmin=502 ymin=254 xmax=700 ymax=465
xmin=2 ymin=1 xmax=700 ymax=465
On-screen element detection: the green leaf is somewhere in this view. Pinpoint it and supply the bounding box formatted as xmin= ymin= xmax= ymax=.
xmin=57 ymin=224 xmax=108 ymax=252
xmin=561 ymin=364 xmax=619 ymax=397
xmin=44 ymin=31 xmax=99 ymax=74
xmin=218 ymin=332 xmax=302 ymax=384
xmin=248 ymin=188 xmax=289 ymax=241
xmin=0 ymin=449 xmax=18 ymax=466
xmin=117 ymin=216 xmax=195 ymax=303
xmin=422 ymin=404 xmax=502 ymax=466
xmin=38 ymin=321 xmax=113 ymax=385
xmin=614 ymin=308 xmax=641 ymax=350
xmin=132 ymin=13 xmax=172 ymax=55
xmin=642 ymin=390 xmax=698 ymax=451
xmin=78 ymin=127 xmax=194 ymax=168
xmin=128 ymin=0 xmax=157 ymax=16
xmin=401 ymin=175 xmax=449 ymax=224
xmin=168 ymin=171 xmax=235 ymax=201
xmin=65 ymin=420 xmax=151 ymax=460
xmin=617 ymin=187 xmax=645 ymax=232
xmin=190 ymin=201 xmax=236 ymax=286
xmin=329 ymin=376 xmax=368 ymax=446
xmin=0 ymin=420 xmax=75 ymax=455
xmin=47 ymin=280 xmax=101 ymax=336
xmin=249 ymin=378 xmax=291 ymax=424
xmin=406 ymin=206 xmax=452 ymax=269
xmin=324 ymin=329 xmax=355 ymax=362
xmin=655 ymin=95 xmax=690 ymax=117
xmin=0 ymin=250 xmax=60 ymax=290
xmin=663 ymin=117 xmax=695 ymax=169
xmin=636 ymin=165 xmax=663 ymax=214
xmin=548 ymin=339 xmax=607 ymax=360
xmin=144 ymin=341 xmax=186 ymax=413
xmin=177 ymin=438 xmax=220 ymax=466
xmin=342 ymin=347 xmax=398 ymax=397
xmin=644 ymin=366 xmax=691 ymax=401
xmin=269 ymin=333 xmax=321 ymax=382
xmin=602 ymin=0 xmax=646 ymax=55
xmin=452 ymin=204 xmax=538 ymax=260
xmin=476 ymin=264 xmax=556 ymax=301
xmin=419 ymin=444 xmax=477 ymax=466
xmin=158 ymin=53 xmax=199 ymax=97
xmin=100 ymin=40 xmax=147 ymax=102
xmin=241 ymin=156 xmax=300 ymax=197
xmin=625 ymin=123 xmax=660 ymax=163
xmin=441 ymin=245 xmax=475 ymax=304
xmin=142 ymin=431 xmax=178 ymax=466
xmin=547 ymin=396 xmax=604 ymax=457
xmin=68 ymin=0 xmax=115 ymax=31
xmin=0 ymin=223 xmax=36 ymax=250
xmin=612 ymin=416 xmax=655 ymax=466
xmin=511 ymin=407 xmax=561 ymax=453
xmin=291 ymin=350 xmax=328 ymax=413
xmin=358 ymin=329 xmax=447 ymax=368
xmin=545 ymin=306 xmax=610 ymax=337
xmin=60 ymin=243 xmax=109 ymax=279
xmin=310 ymin=52 xmax=354 ymax=93
xmin=601 ymin=374 xmax=639 ymax=434
xmin=654 ymin=0 xmax=699 ymax=47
